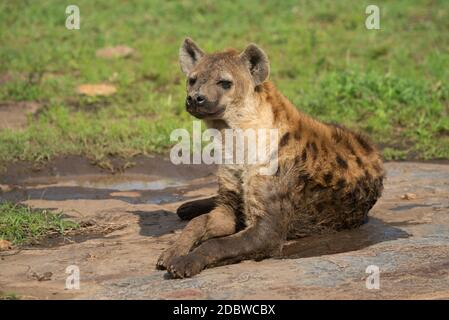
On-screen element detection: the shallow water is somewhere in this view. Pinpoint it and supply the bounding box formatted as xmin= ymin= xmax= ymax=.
xmin=65 ymin=175 xmax=186 ymax=191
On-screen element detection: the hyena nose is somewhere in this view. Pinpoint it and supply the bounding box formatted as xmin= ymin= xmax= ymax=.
xmin=186 ymin=94 xmax=206 ymax=107
xmin=195 ymin=95 xmax=206 ymax=105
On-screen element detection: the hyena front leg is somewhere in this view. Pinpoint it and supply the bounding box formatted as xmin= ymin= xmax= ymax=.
xmin=176 ymin=196 xmax=217 ymax=220
xmin=167 ymin=217 xmax=283 ymax=278
xmin=156 ymin=205 xmax=237 ymax=270
xmin=157 ymin=166 xmax=244 ymax=271
xmin=167 ymin=175 xmax=287 ymax=278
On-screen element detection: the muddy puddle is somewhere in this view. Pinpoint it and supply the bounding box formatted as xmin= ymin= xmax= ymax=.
xmin=1 ymin=173 xmax=215 ymax=206
xmin=0 ymin=155 xmax=216 ymax=251
xmin=68 ymin=175 xmax=186 ymax=191
xmin=0 ymin=155 xmax=217 ymax=205
xmin=12 ymin=173 xmax=187 ymax=191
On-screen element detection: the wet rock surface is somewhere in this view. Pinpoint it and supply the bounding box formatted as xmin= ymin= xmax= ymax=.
xmin=0 ymin=160 xmax=448 ymax=299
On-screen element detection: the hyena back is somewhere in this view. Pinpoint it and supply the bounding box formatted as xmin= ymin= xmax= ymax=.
xmin=157 ymin=38 xmax=384 ymax=278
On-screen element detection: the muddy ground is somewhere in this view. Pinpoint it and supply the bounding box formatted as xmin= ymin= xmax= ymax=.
xmin=0 ymin=156 xmax=448 ymax=299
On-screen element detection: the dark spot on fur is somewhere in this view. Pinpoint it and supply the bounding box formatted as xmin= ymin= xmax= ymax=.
xmin=298 ymin=172 xmax=310 ymax=184
xmin=332 ymin=131 xmax=342 ymax=143
xmin=365 ymin=170 xmax=372 ymax=180
xmin=344 ymin=141 xmax=356 ymax=155
xmin=328 ymin=123 xmax=345 ymax=142
xmin=279 ymin=191 xmax=290 ymax=200
xmin=336 ymin=178 xmax=346 ymax=189
xmin=321 ymin=142 xmax=328 ymax=155
xmin=301 ymin=149 xmax=308 ymax=162
xmin=373 ymin=162 xmax=382 ymax=173
xmin=354 ymin=133 xmax=374 ymax=154
xmin=279 ymin=132 xmax=290 ymax=148
xmin=272 ymin=105 xmax=281 ymax=121
xmin=323 ymin=172 xmax=333 ymax=184
xmin=311 ymin=142 xmax=318 ymax=154
xmin=356 ymin=156 xmax=363 ymax=167
xmin=294 ymin=155 xmax=301 ymax=165
xmin=316 ymin=202 xmax=324 ymax=212
xmin=336 ymin=154 xmax=348 ymax=169
xmin=294 ymin=130 xmax=301 ymax=140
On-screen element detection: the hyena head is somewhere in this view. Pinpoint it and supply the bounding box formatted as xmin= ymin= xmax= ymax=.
xmin=179 ymin=38 xmax=270 ymax=120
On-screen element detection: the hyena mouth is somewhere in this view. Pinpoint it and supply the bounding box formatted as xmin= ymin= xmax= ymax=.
xmin=187 ymin=108 xmax=225 ymax=119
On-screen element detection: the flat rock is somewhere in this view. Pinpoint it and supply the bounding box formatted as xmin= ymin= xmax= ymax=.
xmin=0 ymin=161 xmax=448 ymax=299
xmin=96 ymin=46 xmax=134 ymax=59
xmin=76 ymin=84 xmax=117 ymax=97
xmin=0 ymin=239 xmax=12 ymax=251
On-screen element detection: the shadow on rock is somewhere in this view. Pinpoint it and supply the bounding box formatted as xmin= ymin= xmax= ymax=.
xmin=280 ymin=217 xmax=410 ymax=259
xmin=129 ymin=209 xmax=186 ymax=237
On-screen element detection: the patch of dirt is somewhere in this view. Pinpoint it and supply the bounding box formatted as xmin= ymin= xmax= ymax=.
xmin=96 ymin=46 xmax=134 ymax=59
xmin=0 ymin=72 xmax=13 ymax=85
xmin=76 ymin=84 xmax=117 ymax=97
xmin=0 ymin=101 xmax=41 ymax=130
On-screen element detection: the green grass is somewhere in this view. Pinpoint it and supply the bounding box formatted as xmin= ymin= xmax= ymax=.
xmin=0 ymin=202 xmax=79 ymax=245
xmin=0 ymin=0 xmax=448 ymax=167
xmin=0 ymin=292 xmax=20 ymax=300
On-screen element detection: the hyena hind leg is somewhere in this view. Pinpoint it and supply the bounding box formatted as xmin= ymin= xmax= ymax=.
xmin=176 ymin=196 xmax=217 ymax=220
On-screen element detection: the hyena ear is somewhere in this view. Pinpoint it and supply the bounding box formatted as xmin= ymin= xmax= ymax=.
xmin=179 ymin=38 xmax=205 ymax=75
xmin=239 ymin=43 xmax=270 ymax=86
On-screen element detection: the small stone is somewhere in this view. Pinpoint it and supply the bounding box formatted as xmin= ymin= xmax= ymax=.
xmin=31 ymin=271 xmax=53 ymax=282
xmin=401 ymin=193 xmax=417 ymax=200
xmin=76 ymin=84 xmax=117 ymax=97
xmin=96 ymin=46 xmax=134 ymax=59
xmin=0 ymin=239 xmax=12 ymax=251
xmin=0 ymin=184 xmax=13 ymax=193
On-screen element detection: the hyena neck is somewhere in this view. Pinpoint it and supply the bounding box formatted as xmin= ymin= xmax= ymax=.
xmin=206 ymin=81 xmax=304 ymax=133
xmin=222 ymin=81 xmax=287 ymax=131
xmin=256 ymin=81 xmax=303 ymax=131
xmin=203 ymin=119 xmax=229 ymax=132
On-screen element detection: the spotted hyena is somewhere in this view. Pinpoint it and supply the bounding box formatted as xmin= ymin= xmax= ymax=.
xmin=156 ymin=38 xmax=384 ymax=278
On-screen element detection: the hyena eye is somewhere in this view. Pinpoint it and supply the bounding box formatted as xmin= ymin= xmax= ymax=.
xmin=218 ymin=80 xmax=232 ymax=90
xmin=188 ymin=77 xmax=197 ymax=86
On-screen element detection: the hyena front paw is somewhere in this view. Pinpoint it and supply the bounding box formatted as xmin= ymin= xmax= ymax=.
xmin=156 ymin=246 xmax=187 ymax=270
xmin=167 ymin=253 xmax=207 ymax=278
